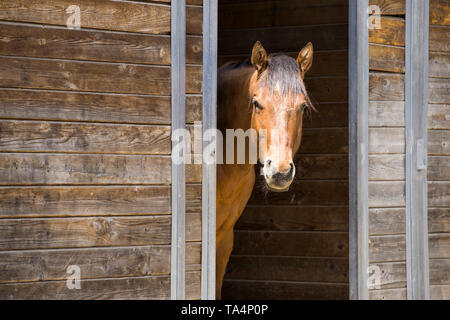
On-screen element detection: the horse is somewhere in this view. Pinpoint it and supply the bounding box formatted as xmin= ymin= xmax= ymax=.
xmin=216 ymin=41 xmax=315 ymax=298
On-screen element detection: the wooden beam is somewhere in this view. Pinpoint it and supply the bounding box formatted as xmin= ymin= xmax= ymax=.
xmin=349 ymin=0 xmax=369 ymax=300
xmin=171 ymin=0 xmax=186 ymax=300
xmin=405 ymin=0 xmax=430 ymax=300
xmin=201 ymin=0 xmax=217 ymax=300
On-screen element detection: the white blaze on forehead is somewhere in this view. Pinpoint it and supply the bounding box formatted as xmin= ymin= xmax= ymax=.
xmin=268 ymin=110 xmax=292 ymax=168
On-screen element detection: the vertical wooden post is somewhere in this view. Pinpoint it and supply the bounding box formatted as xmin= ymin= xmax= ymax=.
xmin=349 ymin=0 xmax=369 ymax=300
xmin=201 ymin=0 xmax=218 ymax=300
xmin=405 ymin=0 xmax=430 ymax=300
xmin=171 ymin=0 xmax=186 ymax=300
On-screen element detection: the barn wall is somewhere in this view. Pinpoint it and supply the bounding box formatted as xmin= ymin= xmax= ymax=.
xmin=0 ymin=0 xmax=202 ymax=299
xmin=218 ymin=0 xmax=350 ymax=300
xmin=427 ymin=0 xmax=450 ymax=301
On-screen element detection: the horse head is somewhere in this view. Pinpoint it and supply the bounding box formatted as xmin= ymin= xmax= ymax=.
xmin=249 ymin=41 xmax=314 ymax=192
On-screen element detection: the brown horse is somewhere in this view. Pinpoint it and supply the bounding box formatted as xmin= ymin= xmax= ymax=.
xmin=216 ymin=41 xmax=314 ymax=298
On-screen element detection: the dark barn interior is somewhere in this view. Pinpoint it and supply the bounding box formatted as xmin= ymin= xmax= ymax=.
xmin=218 ymin=0 xmax=350 ymax=300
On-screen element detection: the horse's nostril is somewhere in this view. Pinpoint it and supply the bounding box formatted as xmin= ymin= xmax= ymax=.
xmin=266 ymin=159 xmax=272 ymax=167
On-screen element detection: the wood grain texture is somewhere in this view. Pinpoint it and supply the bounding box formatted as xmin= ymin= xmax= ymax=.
xmin=0 ymin=23 xmax=203 ymax=65
xmin=430 ymin=284 xmax=450 ymax=300
xmin=369 ymin=234 xmax=406 ymax=262
xmin=369 ymin=154 xmax=405 ymax=180
xmin=369 ymin=208 xmax=405 ymax=235
xmin=428 ymin=156 xmax=450 ymax=181
xmin=222 ymin=280 xmax=348 ymax=300
xmin=369 ymin=73 xmax=405 ymax=101
xmin=369 ymin=17 xmax=405 ymax=47
xmin=369 ymin=44 xmax=404 ymax=73
xmin=237 ymin=206 xmax=349 ymax=232
xmin=428 ymin=182 xmax=450 ymax=207
xmin=369 ymin=287 xmax=406 ymax=300
xmin=428 ymin=104 xmax=450 ymax=129
xmin=428 ymin=130 xmax=450 ymax=155
xmin=369 ymin=128 xmax=405 ymax=154
xmin=225 ymin=256 xmax=348 ymax=283
xmin=429 ymin=52 xmax=450 ymax=78
xmin=429 ymin=25 xmax=450 ymax=52
xmin=369 ymin=0 xmax=405 ymax=15
xmin=298 ymin=128 xmax=348 ymax=154
xmin=428 ymin=208 xmax=450 ymax=233
xmin=369 ymin=181 xmax=405 ymax=207
xmin=429 ymin=78 xmax=450 ymax=104
xmin=0 ymin=214 xmax=201 ymax=250
xmin=233 ymin=231 xmax=348 ymax=257
xmin=369 ymin=101 xmax=405 ymax=127
xmin=429 ymin=0 xmax=450 ymax=26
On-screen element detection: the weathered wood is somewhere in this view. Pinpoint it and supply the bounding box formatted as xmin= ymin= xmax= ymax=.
xmin=369 ymin=44 xmax=405 ymax=73
xmin=293 ymin=154 xmax=348 ymax=179
xmin=369 ymin=154 xmax=405 ymax=180
xmin=428 ymin=104 xmax=450 ymax=129
xmin=428 ymin=130 xmax=450 ymax=155
xmin=428 ymin=156 xmax=450 ymax=181
xmin=219 ymin=24 xmax=348 ymax=55
xmin=0 ymin=120 xmax=171 ymax=154
xmin=0 ymin=184 xmax=201 ymax=218
xmin=428 ymin=182 xmax=450 ymax=207
xmin=369 ymin=234 xmax=406 ymax=262
xmin=369 ymin=181 xmax=405 ymax=207
xmin=369 ymin=73 xmax=405 ymax=101
xmin=0 ymin=243 xmax=200 ymax=283
xmin=369 ymin=101 xmax=405 ymax=127
xmin=430 ymin=0 xmax=450 ymax=26
xmin=369 ymin=17 xmax=405 ymax=47
xmin=0 ymin=23 xmax=202 ymax=65
xmin=369 ymin=288 xmax=406 ymax=300
xmin=430 ymin=284 xmax=450 ymax=300
xmin=369 ymin=208 xmax=405 ymax=235
xmin=248 ymin=180 xmax=348 ymax=206
xmin=237 ymin=206 xmax=349 ymax=232
xmin=0 ymin=272 xmax=201 ymax=300
xmin=429 ymin=25 xmax=450 ymax=52
xmin=429 ymin=233 xmax=450 ymax=259
xmin=369 ymin=0 xmax=405 ymax=15
xmin=0 ymin=56 xmax=202 ymax=94
xmin=0 ymin=214 xmax=201 ymax=250
xmin=299 ymin=128 xmax=348 ymax=154
xmin=233 ymin=231 xmax=348 ymax=257
xmin=428 ymin=208 xmax=450 ymax=233
xmin=429 ymin=78 xmax=450 ymax=104
xmin=305 ymin=77 xmax=348 ymax=103
xmin=222 ymin=280 xmax=348 ymax=300
xmin=218 ymin=0 xmax=348 ymax=29
xmin=368 ymin=262 xmax=406 ymax=290
xmin=303 ymin=103 xmax=348 ymax=128
xmin=225 ymin=256 xmax=348 ymax=283
xmin=429 ymin=259 xmax=450 ymax=285
xmin=369 ymin=128 xmax=405 ymax=154
xmin=429 ymin=52 xmax=450 ymax=78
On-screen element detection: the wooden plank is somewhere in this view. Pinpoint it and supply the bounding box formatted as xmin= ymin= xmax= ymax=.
xmin=299 ymin=128 xmax=348 ymax=154
xmin=428 ymin=104 xmax=450 ymax=129
xmin=219 ymin=24 xmax=349 ymax=55
xmin=0 ymin=272 xmax=201 ymax=300
xmin=0 ymin=120 xmax=171 ymax=154
xmin=369 ymin=154 xmax=405 ymax=180
xmin=369 ymin=73 xmax=405 ymax=101
xmin=369 ymin=0 xmax=405 ymax=15
xmin=0 ymin=184 xmax=201 ymax=218
xmin=429 ymin=52 xmax=450 ymax=78
xmin=303 ymin=103 xmax=348 ymax=128
xmin=428 ymin=156 xmax=450 ymax=181
xmin=218 ymin=0 xmax=348 ymax=29
xmin=0 ymin=244 xmax=200 ymax=283
xmin=293 ymin=154 xmax=348 ymax=179
xmin=237 ymin=206 xmax=349 ymax=232
xmin=429 ymin=259 xmax=450 ymax=285
xmin=369 ymin=235 xmax=406 ymax=262
xmin=428 ymin=208 xmax=450 ymax=233
xmin=0 ymin=89 xmax=201 ymax=125
xmin=233 ymin=231 xmax=348 ymax=257
xmin=429 ymin=78 xmax=450 ymax=104
xmin=222 ymin=280 xmax=348 ymax=300
xmin=429 ymin=233 xmax=450 ymax=259
xmin=225 ymin=256 xmax=348 ymax=283
xmin=369 ymin=288 xmax=406 ymax=300
xmin=369 ymin=208 xmax=405 ymax=235
xmin=0 ymin=0 xmax=171 ymax=35
xmin=430 ymin=284 xmax=450 ymax=300
xmin=369 ymin=44 xmax=404 ymax=73
xmin=428 ymin=182 xmax=450 ymax=207
xmin=428 ymin=130 xmax=450 ymax=155
xmin=369 ymin=128 xmax=405 ymax=154
xmin=0 ymin=214 xmax=200 ymax=250
xmin=429 ymin=25 xmax=450 ymax=52
xmin=368 ymin=262 xmax=406 ymax=290
xmin=305 ymin=77 xmax=348 ymax=103
xmin=0 ymin=56 xmax=202 ymax=95
xmin=248 ymin=180 xmax=348 ymax=206
xmin=430 ymin=0 xmax=450 ymax=26
xmin=0 ymin=154 xmax=172 ymax=185
xmin=369 ymin=17 xmax=405 ymax=47
xmin=369 ymin=101 xmax=404 ymax=127
xmin=0 ymin=23 xmax=203 ymax=65
xmin=369 ymin=181 xmax=405 ymax=207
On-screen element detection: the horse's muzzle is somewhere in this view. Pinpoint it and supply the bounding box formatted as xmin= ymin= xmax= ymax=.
xmin=263 ymin=160 xmax=295 ymax=192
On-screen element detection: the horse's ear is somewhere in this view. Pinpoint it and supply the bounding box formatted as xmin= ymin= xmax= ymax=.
xmin=251 ymin=41 xmax=268 ymax=73
xmin=297 ymin=42 xmax=313 ymax=77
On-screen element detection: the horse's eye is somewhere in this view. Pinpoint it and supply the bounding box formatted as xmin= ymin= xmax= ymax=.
xmin=254 ymin=100 xmax=263 ymax=111
xmin=299 ymin=103 xmax=308 ymax=112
